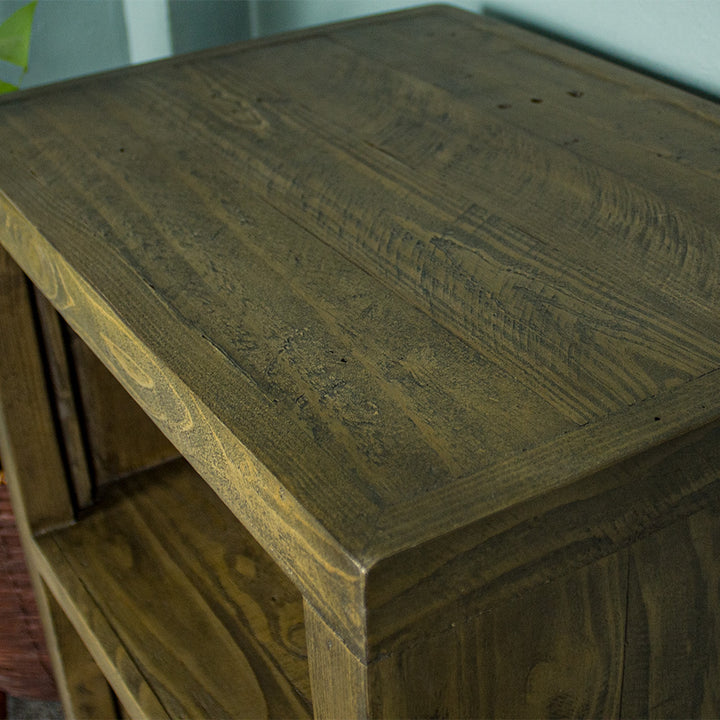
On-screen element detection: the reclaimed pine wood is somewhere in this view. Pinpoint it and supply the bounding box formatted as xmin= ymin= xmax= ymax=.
xmin=0 ymin=247 xmax=74 ymax=533
xmin=366 ymin=553 xmax=627 ymax=719
xmin=66 ymin=326 xmax=179 ymax=489
xmin=1 ymin=5 xmax=720 ymax=717
xmin=33 ymin=291 xmax=95 ymax=508
xmin=622 ymin=506 xmax=720 ymax=717
xmin=36 ymin=459 xmax=311 ymax=719
xmin=0 ymin=245 xmax=88 ymax=715
xmin=43 ymin=588 xmax=118 ymax=720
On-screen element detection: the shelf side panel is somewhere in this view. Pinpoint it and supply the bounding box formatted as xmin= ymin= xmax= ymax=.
xmin=36 ymin=459 xmax=311 ymax=720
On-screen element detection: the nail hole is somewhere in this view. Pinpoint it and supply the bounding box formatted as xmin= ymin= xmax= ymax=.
xmin=567 ymin=90 xmax=584 ymax=98
xmin=531 ymin=97 xmax=543 ymax=103
xmin=497 ymin=103 xmax=512 ymax=109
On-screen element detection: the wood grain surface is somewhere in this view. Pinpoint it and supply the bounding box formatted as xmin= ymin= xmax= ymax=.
xmin=67 ymin=326 xmax=179 ymax=488
xmin=43 ymin=588 xmax=118 ymax=720
xmin=364 ymin=553 xmax=627 ymax=719
xmin=622 ymin=507 xmax=720 ymax=717
xmin=0 ymin=246 xmax=74 ymax=532
xmin=1 ymin=5 xmax=720 ymax=713
xmin=33 ymin=290 xmax=95 ymax=509
xmin=36 ymin=458 xmax=311 ymax=719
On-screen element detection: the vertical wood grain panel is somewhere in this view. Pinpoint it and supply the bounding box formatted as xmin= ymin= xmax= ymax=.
xmin=44 ymin=587 xmax=118 ymax=720
xmin=305 ymin=602 xmax=370 ymax=720
xmin=308 ymin=553 xmax=625 ymax=719
xmin=367 ymin=553 xmax=626 ymax=719
xmin=622 ymin=508 xmax=720 ymax=718
xmin=0 ymin=245 xmax=73 ymax=532
xmin=68 ymin=329 xmax=178 ymax=486
xmin=33 ymin=289 xmax=94 ymax=509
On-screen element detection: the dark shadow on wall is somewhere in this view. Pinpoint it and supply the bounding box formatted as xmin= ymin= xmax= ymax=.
xmin=168 ymin=0 xmax=254 ymax=54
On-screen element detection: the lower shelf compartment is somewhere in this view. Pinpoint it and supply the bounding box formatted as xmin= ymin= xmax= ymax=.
xmin=33 ymin=458 xmax=312 ymax=719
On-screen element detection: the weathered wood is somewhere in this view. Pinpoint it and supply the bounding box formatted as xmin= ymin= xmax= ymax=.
xmin=364 ymin=417 xmax=720 ymax=654
xmin=622 ymin=507 xmax=720 ymax=718
xmin=33 ymin=289 xmax=94 ymax=508
xmin=92 ymin=18 xmax=720 ymax=427
xmin=0 ymin=198 xmax=370 ymax=652
xmin=305 ymin=604 xmax=369 ymax=720
xmin=67 ymin=326 xmax=178 ymax=487
xmin=309 ymin=554 xmax=626 ymax=719
xmin=0 ymin=245 xmax=73 ymax=532
xmin=0 ymin=247 xmax=83 ymax=716
xmin=43 ymin=588 xmax=119 ymax=720
xmin=36 ymin=459 xmax=311 ymax=719
xmin=0 ymin=5 xmax=719 ymax=717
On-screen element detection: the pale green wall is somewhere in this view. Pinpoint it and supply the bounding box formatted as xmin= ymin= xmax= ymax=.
xmin=168 ymin=1 xmax=252 ymax=55
xmin=252 ymin=0 xmax=480 ymax=36
xmin=3 ymin=0 xmax=719 ymax=99
xmin=3 ymin=0 xmax=129 ymax=88
xmin=486 ymin=0 xmax=720 ymax=99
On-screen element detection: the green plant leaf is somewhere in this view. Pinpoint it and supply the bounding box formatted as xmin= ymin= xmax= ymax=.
xmin=0 ymin=79 xmax=19 ymax=95
xmin=0 ymin=1 xmax=38 ymax=71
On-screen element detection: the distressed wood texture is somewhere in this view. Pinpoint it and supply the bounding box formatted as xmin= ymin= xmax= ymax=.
xmin=35 ymin=459 xmax=311 ymax=719
xmin=43 ymin=588 xmax=118 ymax=720
xmin=0 ymin=245 xmax=95 ymax=717
xmin=0 ymin=247 xmax=74 ymax=533
xmin=308 ymin=550 xmax=628 ymax=719
xmin=33 ymin=290 xmax=95 ymax=509
xmin=0 ymin=5 xmax=720 ymax=718
xmin=623 ymin=506 xmax=720 ymax=718
xmin=66 ymin=325 xmax=179 ymax=489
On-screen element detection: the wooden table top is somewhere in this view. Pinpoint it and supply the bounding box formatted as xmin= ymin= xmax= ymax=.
xmin=2 ymin=4 xmax=719 ymax=654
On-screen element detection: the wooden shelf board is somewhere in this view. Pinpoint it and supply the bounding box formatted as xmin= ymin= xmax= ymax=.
xmin=33 ymin=458 xmax=312 ymax=720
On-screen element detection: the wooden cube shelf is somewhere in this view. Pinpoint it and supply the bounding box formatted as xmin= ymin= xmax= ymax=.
xmin=1 ymin=5 xmax=720 ymax=718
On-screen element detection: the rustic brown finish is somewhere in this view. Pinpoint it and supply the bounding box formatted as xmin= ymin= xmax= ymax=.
xmin=67 ymin=327 xmax=179 ymax=488
xmin=622 ymin=506 xmax=720 ymax=717
xmin=0 ymin=247 xmax=74 ymax=533
xmin=33 ymin=290 xmax=95 ymax=508
xmin=35 ymin=459 xmax=311 ymax=719
xmin=43 ymin=588 xmax=118 ymax=720
xmin=0 ymin=4 xmax=719 ymax=717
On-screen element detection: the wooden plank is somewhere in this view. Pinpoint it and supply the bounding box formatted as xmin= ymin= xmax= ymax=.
xmin=36 ymin=458 xmax=311 ymax=719
xmin=364 ymin=417 xmax=720 ymax=653
xmin=305 ymin=603 xmax=369 ymax=720
xmin=622 ymin=507 xmax=720 ymax=717
xmin=100 ymin=21 xmax=720 ymax=426
xmin=0 ymin=245 xmax=73 ymax=533
xmin=0 ymin=194 xmax=370 ymax=653
xmin=307 ymin=553 xmax=626 ymax=718
xmin=331 ymin=8 xmax=720 ymax=230
xmin=0 ymin=111 xmax=565 ymax=521
xmin=67 ymin=328 xmax=178 ymax=487
xmin=1 ymin=3 xmax=720 ymax=687
xmin=33 ymin=289 xmax=95 ymax=509
xmin=43 ymin=587 xmax=119 ymax=720
xmin=0 ymin=247 xmax=85 ymax=716
xmin=34 ymin=539 xmax=171 ymax=720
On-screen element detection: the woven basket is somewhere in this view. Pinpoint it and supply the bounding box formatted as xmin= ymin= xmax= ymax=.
xmin=0 ymin=468 xmax=58 ymax=701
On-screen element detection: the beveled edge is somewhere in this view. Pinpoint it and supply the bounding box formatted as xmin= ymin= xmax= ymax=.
xmin=0 ymin=191 xmax=372 ymax=658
